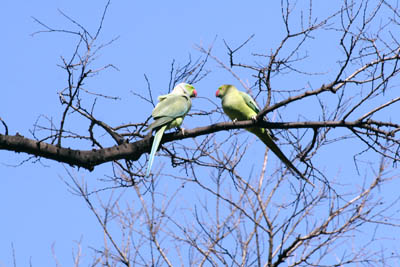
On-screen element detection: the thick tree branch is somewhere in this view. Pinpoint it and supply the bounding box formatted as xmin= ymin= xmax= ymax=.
xmin=1 ymin=118 xmax=398 ymax=171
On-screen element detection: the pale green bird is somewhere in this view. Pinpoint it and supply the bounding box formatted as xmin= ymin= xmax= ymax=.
xmin=216 ymin=84 xmax=314 ymax=186
xmin=145 ymin=83 xmax=197 ymax=177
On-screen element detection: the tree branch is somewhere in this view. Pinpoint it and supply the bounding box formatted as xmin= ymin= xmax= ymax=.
xmin=1 ymin=118 xmax=398 ymax=171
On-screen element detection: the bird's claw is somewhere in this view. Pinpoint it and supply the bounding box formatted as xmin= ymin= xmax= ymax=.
xmin=251 ymin=115 xmax=257 ymax=122
xmin=180 ymin=127 xmax=186 ymax=135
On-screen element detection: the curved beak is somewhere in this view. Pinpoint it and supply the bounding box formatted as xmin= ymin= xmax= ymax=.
xmin=193 ymin=89 xmax=197 ymax=97
xmin=215 ymin=89 xmax=219 ymax=97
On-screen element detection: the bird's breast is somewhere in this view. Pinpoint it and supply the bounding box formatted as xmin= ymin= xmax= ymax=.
xmin=222 ymin=98 xmax=250 ymax=121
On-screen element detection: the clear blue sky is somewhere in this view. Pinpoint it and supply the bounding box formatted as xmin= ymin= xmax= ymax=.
xmin=1 ymin=1 xmax=399 ymax=266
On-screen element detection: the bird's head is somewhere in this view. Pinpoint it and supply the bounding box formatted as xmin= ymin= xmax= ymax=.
xmin=174 ymin=83 xmax=197 ymax=97
xmin=215 ymin=84 xmax=234 ymax=98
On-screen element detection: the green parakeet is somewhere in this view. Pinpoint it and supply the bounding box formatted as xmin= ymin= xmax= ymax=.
xmin=145 ymin=83 xmax=197 ymax=177
xmin=216 ymin=84 xmax=313 ymax=186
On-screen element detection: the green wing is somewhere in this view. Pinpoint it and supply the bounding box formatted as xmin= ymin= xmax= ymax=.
xmin=147 ymin=94 xmax=191 ymax=131
xmin=152 ymin=94 xmax=191 ymax=119
xmin=239 ymin=91 xmax=260 ymax=114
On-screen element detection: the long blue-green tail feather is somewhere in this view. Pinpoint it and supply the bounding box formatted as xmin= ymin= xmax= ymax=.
xmin=146 ymin=125 xmax=167 ymax=177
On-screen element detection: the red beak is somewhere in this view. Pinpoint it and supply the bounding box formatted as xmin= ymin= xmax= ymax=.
xmin=193 ymin=89 xmax=197 ymax=97
xmin=215 ymin=90 xmax=219 ymax=97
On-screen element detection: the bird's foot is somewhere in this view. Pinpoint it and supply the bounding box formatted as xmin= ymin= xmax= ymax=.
xmin=179 ymin=127 xmax=186 ymax=135
xmin=232 ymin=118 xmax=238 ymax=124
xmin=251 ymin=115 xmax=257 ymax=122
